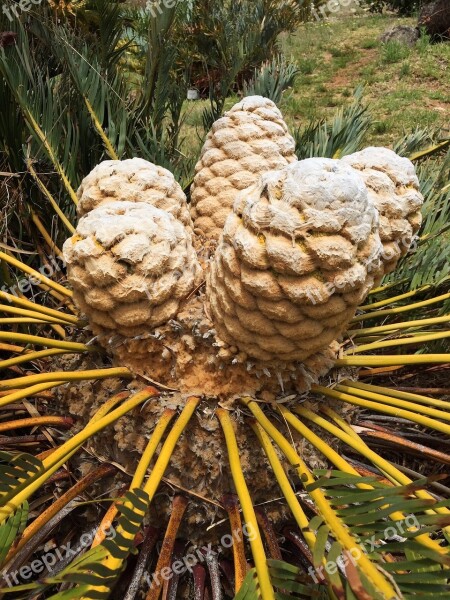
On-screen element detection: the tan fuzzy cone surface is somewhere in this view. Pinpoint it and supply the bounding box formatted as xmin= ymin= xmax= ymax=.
xmin=207 ymin=158 xmax=384 ymax=363
xmin=342 ymin=147 xmax=423 ymax=274
xmin=190 ymin=96 xmax=297 ymax=242
xmin=76 ymin=157 xmax=193 ymax=230
xmin=63 ymin=201 xmax=202 ymax=339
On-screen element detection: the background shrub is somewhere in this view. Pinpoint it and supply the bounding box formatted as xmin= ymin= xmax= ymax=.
xmin=359 ymin=0 xmax=427 ymax=15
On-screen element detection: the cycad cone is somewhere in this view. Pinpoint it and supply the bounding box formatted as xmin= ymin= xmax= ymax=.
xmin=64 ymin=159 xmax=202 ymax=340
xmin=190 ymin=96 xmax=297 ymax=242
xmin=207 ymin=159 xmax=384 ymax=363
xmin=64 ymin=96 xmax=423 ymax=396
xmin=342 ymin=147 xmax=423 ymax=274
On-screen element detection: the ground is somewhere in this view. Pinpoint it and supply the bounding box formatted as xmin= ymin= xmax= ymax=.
xmin=181 ymin=9 xmax=450 ymax=156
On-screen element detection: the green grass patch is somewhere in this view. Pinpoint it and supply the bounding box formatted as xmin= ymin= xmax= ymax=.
xmin=281 ymin=12 xmax=449 ymax=146
xmin=381 ymin=40 xmax=410 ymax=64
xmin=298 ymin=58 xmax=317 ymax=74
xmin=361 ymin=39 xmax=378 ymax=49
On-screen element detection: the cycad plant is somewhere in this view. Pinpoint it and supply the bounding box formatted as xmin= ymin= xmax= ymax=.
xmin=0 ymin=2 xmax=450 ymax=600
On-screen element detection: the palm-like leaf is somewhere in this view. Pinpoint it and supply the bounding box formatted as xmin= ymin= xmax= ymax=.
xmin=293 ymin=87 xmax=370 ymax=160
xmin=243 ymin=55 xmax=299 ymax=104
xmin=385 ymin=151 xmax=450 ymax=295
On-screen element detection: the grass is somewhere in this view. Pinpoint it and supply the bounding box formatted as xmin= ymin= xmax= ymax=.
xmin=278 ymin=12 xmax=450 ymax=146
xmin=381 ymin=40 xmax=410 ymax=63
xmin=298 ymin=57 xmax=317 ymax=74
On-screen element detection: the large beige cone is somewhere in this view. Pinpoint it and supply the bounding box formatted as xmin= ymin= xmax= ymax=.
xmin=190 ymin=96 xmax=297 ymax=242
xmin=207 ymin=158 xmax=384 ymax=363
xmin=63 ymin=201 xmax=202 ymax=340
xmin=342 ymin=147 xmax=423 ymax=274
xmin=76 ymin=157 xmax=193 ymax=231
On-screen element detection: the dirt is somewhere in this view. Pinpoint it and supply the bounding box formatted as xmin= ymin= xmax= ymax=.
xmin=328 ymin=49 xmax=378 ymax=90
xmin=424 ymin=98 xmax=448 ymax=112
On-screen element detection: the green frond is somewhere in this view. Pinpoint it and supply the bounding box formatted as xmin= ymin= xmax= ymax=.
xmin=51 ymin=27 xmax=129 ymax=160
xmin=294 ymin=87 xmax=370 ymax=160
xmin=5 ymin=398 xmax=199 ymax=599
xmin=35 ymin=489 xmax=150 ymax=599
xmin=0 ymin=23 xmax=79 ymax=205
xmin=242 ymin=399 xmax=400 ymax=599
xmin=306 ymin=472 xmax=450 ymax=598
xmin=0 ymin=388 xmax=156 ymax=526
xmin=0 ymin=501 xmax=28 ymax=566
xmin=394 ymin=127 xmax=444 ymax=158
xmin=0 ymin=451 xmax=44 ymax=519
xmin=244 ymin=55 xmax=299 ymax=105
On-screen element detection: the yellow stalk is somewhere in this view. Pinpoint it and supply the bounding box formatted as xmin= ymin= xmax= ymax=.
xmin=280 ymin=406 xmax=446 ymax=555
xmin=335 ymin=354 xmax=450 ymax=367
xmin=0 ymin=382 xmax=65 ymax=409
xmin=131 ymin=409 xmax=176 ymax=489
xmin=359 ymin=286 xmax=430 ymax=311
xmin=0 ymin=332 xmax=88 ymax=354
xmin=91 ymin=408 xmax=176 ymax=549
xmin=89 ymin=391 xmax=131 ymax=423
xmin=251 ymin=422 xmax=316 ymax=549
xmin=301 ymin=397 xmax=450 ymax=525
xmin=0 ymin=250 xmax=72 ymax=299
xmin=0 ymin=348 xmax=68 ymax=370
xmin=0 ymin=367 xmax=132 ymax=391
xmin=348 ymin=314 xmax=450 ymax=337
xmin=27 ymin=158 xmax=76 ymax=234
xmin=277 ymin=409 xmax=366 ymax=482
xmin=345 ymin=381 xmax=450 ymax=410
xmin=252 ymin=421 xmax=347 ymax=594
xmin=30 ymin=211 xmax=64 ymax=258
xmin=85 ymin=398 xmax=199 ymax=597
xmin=313 ymin=385 xmax=450 ymax=436
xmin=142 ymin=397 xmax=199 ymax=499
xmin=346 ymin=330 xmax=450 ymax=354
xmin=23 ymin=111 xmax=79 ymax=205
xmin=0 ymin=388 xmax=158 ymax=524
xmin=0 ymin=291 xmax=78 ymax=323
xmin=84 ymin=97 xmax=119 ymax=160
xmin=50 ymin=324 xmax=68 ymax=339
xmin=0 ymin=302 xmax=74 ymax=324
xmin=0 ymin=343 xmax=27 ymax=353
xmin=369 ymin=279 xmax=408 ymax=295
xmin=318 ymin=406 xmax=362 ymax=440
xmin=251 ymin=422 xmax=366 ymax=597
xmin=392 ymin=329 xmax=449 ymax=337
xmin=217 ymin=409 xmax=275 ymax=600
xmin=351 ymin=292 xmax=450 ymax=323
xmin=0 ymin=318 xmax=49 ymax=324
xmin=409 ymin=139 xmax=450 ymax=161
xmin=240 ymin=398 xmax=398 ymax=599
xmin=334 ymin=383 xmax=450 ymax=423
